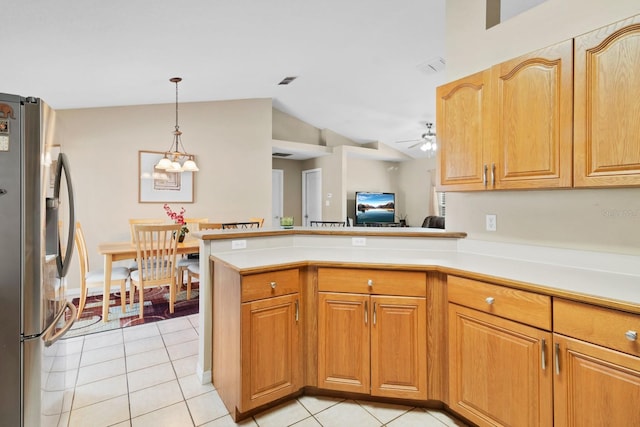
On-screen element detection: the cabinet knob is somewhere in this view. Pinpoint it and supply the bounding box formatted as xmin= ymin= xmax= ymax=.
xmin=367 ymin=279 xmax=373 ymax=287
xmin=625 ymin=330 xmax=638 ymax=341
xmin=270 ymin=281 xmax=277 ymax=289
xmin=485 ymin=297 xmax=495 ymax=305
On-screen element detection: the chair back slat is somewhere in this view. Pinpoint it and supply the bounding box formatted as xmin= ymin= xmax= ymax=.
xmin=133 ymin=224 xmax=181 ymax=286
xmin=74 ymin=222 xmax=90 ymax=278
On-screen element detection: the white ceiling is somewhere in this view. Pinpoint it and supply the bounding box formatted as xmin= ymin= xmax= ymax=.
xmin=5 ymin=0 xmax=446 ymax=159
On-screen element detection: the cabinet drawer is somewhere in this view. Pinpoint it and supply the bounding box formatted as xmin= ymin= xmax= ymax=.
xmin=554 ymin=298 xmax=640 ymax=357
xmin=241 ymin=268 xmax=299 ymax=302
xmin=317 ymin=268 xmax=426 ymax=297
xmin=448 ymin=275 xmax=551 ymax=330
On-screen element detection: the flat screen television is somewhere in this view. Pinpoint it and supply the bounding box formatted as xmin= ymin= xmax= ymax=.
xmin=355 ymin=192 xmax=395 ymax=225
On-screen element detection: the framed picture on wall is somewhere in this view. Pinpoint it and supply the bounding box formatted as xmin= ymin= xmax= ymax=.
xmin=138 ymin=150 xmax=194 ymax=203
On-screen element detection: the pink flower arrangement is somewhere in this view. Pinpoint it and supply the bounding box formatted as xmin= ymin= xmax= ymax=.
xmin=163 ymin=203 xmax=188 ymax=234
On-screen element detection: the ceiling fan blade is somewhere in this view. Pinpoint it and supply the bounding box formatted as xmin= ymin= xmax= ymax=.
xmin=395 ymin=139 xmax=421 ymax=144
xmin=408 ymin=141 xmax=423 ymax=149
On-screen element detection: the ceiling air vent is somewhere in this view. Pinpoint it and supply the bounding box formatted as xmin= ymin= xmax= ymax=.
xmin=272 ymin=152 xmax=293 ymax=157
xmin=278 ymin=76 xmax=298 ymax=85
xmin=416 ymin=57 xmax=446 ymax=75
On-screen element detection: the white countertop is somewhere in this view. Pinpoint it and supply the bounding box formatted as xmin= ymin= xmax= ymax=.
xmin=206 ymin=237 xmax=640 ymax=310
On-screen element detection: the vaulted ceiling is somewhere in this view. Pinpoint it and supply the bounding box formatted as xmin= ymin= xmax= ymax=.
xmin=6 ymin=0 xmax=446 ymax=158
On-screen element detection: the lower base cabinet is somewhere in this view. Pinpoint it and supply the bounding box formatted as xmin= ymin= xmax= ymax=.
xmin=318 ymin=292 xmax=427 ymax=400
xmin=553 ymin=334 xmax=640 ymax=426
xmin=553 ymin=298 xmax=640 ymax=425
xmin=241 ymin=293 xmax=301 ymax=410
xmin=448 ymin=304 xmax=553 ymax=427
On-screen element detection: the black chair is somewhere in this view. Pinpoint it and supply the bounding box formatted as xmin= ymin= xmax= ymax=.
xmin=222 ymin=222 xmax=261 ymax=229
xmin=310 ymin=221 xmax=346 ymax=227
xmin=421 ymin=216 xmax=445 ymax=229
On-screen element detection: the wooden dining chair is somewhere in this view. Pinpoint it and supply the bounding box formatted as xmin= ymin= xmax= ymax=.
xmin=186 ymin=263 xmax=199 ymax=301
xmin=200 ymin=222 xmax=223 ymax=230
xmin=176 ymin=217 xmax=209 ymax=288
xmin=183 ymin=217 xmax=209 ymax=231
xmin=310 ymin=221 xmax=346 ymax=227
xmin=248 ymin=217 xmax=265 ymax=227
xmin=128 ymin=218 xmax=165 ymax=243
xmin=221 ymin=222 xmax=261 ymax=229
xmin=74 ymin=222 xmax=130 ymax=320
xmin=130 ymin=223 xmax=181 ymax=319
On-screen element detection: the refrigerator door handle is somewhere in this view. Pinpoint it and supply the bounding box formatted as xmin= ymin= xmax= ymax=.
xmin=52 ymin=153 xmax=75 ymax=278
xmin=42 ymin=300 xmax=76 ymax=347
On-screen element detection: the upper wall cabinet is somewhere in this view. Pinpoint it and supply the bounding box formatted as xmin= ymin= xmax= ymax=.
xmin=436 ymin=70 xmax=492 ymax=191
xmin=574 ymin=14 xmax=640 ymax=187
xmin=491 ymin=39 xmax=573 ymax=190
xmin=437 ymin=40 xmax=573 ymax=191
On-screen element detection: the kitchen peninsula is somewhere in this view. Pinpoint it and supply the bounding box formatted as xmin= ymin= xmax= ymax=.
xmin=193 ymin=227 xmax=640 ymax=425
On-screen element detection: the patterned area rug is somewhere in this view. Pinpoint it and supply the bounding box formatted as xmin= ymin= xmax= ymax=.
xmin=64 ymin=282 xmax=199 ymax=339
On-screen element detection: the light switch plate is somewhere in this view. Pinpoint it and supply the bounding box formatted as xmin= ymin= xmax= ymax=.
xmin=352 ymin=237 xmax=366 ymax=246
xmin=231 ymin=240 xmax=247 ymax=249
xmin=486 ymin=214 xmax=497 ymax=231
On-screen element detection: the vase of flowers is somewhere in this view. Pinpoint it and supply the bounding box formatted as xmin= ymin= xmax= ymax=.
xmin=163 ymin=203 xmax=189 ymax=242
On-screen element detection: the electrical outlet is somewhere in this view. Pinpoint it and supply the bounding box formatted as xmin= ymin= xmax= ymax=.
xmin=231 ymin=240 xmax=247 ymax=249
xmin=486 ymin=214 xmax=497 ymax=231
xmin=352 ymin=237 xmax=367 ymax=246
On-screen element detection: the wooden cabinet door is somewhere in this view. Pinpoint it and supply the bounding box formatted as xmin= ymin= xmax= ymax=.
xmin=436 ymin=70 xmax=493 ymax=191
xmin=449 ymin=304 xmax=553 ymax=427
xmin=317 ymin=292 xmax=370 ymax=394
xmin=574 ymin=14 xmax=640 ymax=187
xmin=241 ymin=293 xmax=301 ymax=411
xmin=370 ymin=295 xmax=427 ymax=399
xmin=491 ymin=39 xmax=573 ymax=189
xmin=554 ymin=334 xmax=640 ymax=426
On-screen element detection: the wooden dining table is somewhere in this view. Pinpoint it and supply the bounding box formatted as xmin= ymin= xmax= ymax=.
xmin=96 ymin=238 xmax=200 ymax=322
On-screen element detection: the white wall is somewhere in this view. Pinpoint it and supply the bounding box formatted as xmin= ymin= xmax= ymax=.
xmin=57 ymin=98 xmax=272 ymax=291
xmin=396 ymin=157 xmax=438 ymax=227
xmin=444 ymin=0 xmax=640 ymax=255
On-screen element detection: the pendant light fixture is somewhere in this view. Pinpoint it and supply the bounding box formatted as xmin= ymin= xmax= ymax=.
xmin=156 ymin=77 xmax=199 ymax=172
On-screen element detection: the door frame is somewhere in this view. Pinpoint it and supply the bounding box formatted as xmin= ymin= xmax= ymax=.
xmin=302 ymin=168 xmax=322 ymax=226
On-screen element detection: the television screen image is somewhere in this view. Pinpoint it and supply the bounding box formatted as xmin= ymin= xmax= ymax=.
xmin=355 ymin=192 xmax=395 ymax=224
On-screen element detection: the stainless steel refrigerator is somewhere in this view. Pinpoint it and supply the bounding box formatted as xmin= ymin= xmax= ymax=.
xmin=0 ymin=93 xmax=77 ymax=426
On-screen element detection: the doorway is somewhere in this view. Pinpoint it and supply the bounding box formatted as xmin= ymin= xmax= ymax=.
xmin=302 ymin=168 xmax=322 ymax=226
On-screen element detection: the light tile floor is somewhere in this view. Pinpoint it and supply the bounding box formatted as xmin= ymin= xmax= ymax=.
xmin=52 ymin=315 xmax=469 ymax=427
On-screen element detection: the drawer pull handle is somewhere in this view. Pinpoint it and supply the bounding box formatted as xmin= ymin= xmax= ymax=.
xmin=270 ymin=281 xmax=277 ymax=289
xmin=554 ymin=342 xmax=560 ymax=375
xmin=485 ymin=297 xmax=495 ymax=305
xmin=295 ymin=299 xmax=299 ymax=322
xmin=625 ymin=330 xmax=638 ymax=341
xmin=367 ymin=279 xmax=373 ymax=287
xmin=541 ymin=338 xmax=547 ymax=370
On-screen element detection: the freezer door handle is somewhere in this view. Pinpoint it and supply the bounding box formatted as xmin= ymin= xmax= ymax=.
xmin=42 ymin=300 xmax=76 ymax=347
xmin=52 ymin=153 xmax=75 ymax=278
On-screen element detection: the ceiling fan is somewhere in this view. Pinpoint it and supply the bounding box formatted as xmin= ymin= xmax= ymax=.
xmin=395 ymin=123 xmax=437 ymax=152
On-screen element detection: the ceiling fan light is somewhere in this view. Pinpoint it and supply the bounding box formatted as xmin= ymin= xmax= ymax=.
xmin=431 ymin=142 xmax=437 ymax=151
xmin=182 ymin=159 xmax=199 ymax=172
xmin=420 ymin=142 xmax=429 ymax=152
